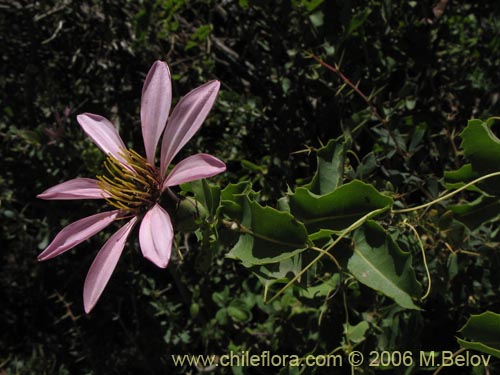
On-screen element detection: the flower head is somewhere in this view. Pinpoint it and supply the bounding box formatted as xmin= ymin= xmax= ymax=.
xmin=37 ymin=61 xmax=225 ymax=313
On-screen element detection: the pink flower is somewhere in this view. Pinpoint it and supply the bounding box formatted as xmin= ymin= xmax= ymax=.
xmin=37 ymin=61 xmax=225 ymax=313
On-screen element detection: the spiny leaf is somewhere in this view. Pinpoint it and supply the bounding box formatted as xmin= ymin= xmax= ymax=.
xmin=459 ymin=118 xmax=500 ymax=194
xmin=304 ymin=137 xmax=351 ymax=195
xmin=219 ymin=181 xmax=255 ymax=221
xmin=284 ymin=180 xmax=393 ymax=234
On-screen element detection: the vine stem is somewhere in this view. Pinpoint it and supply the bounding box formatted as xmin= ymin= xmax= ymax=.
xmin=392 ymin=171 xmax=500 ymax=214
xmin=310 ymin=246 xmax=343 ymax=271
xmin=431 ymin=348 xmax=467 ymax=375
xmin=266 ymin=207 xmax=388 ymax=304
xmin=402 ymin=220 xmax=432 ymax=300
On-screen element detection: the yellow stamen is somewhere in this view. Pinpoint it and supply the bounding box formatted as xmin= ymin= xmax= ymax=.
xmin=96 ymin=148 xmax=162 ymax=214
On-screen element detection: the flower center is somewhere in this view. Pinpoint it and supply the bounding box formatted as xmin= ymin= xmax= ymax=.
xmin=97 ymin=148 xmax=162 ymax=214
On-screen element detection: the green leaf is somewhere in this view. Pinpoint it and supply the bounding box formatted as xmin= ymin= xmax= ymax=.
xmin=226 ymin=197 xmax=308 ymax=266
xmin=298 ymin=273 xmax=341 ymax=299
xmin=344 ymin=321 xmax=369 ymax=344
xmin=304 ymin=137 xmax=350 ymax=195
xmin=308 ymin=229 xmax=337 ymax=242
xmin=457 ymin=311 xmax=500 ymax=358
xmin=254 ymin=256 xmax=303 ymax=300
xmin=212 ymin=287 xmax=230 ymax=306
xmin=309 ymin=11 xmax=324 ymax=27
xmin=444 ymin=163 xmax=476 ymax=182
xmin=220 ymin=181 xmax=254 ymax=221
xmin=215 ymin=308 xmax=229 ymax=325
xmin=301 ymin=0 xmax=325 ymax=12
xmin=461 ymin=119 xmax=500 ymax=170
xmin=190 ymin=179 xmax=220 ymax=216
xmin=449 ymin=195 xmax=500 ymax=230
xmin=347 ymin=8 xmax=372 ymax=35
xmin=443 ymin=164 xmax=482 ymax=192
xmin=285 ymin=180 xmax=393 ymax=234
xmin=241 ymin=159 xmax=267 ymax=173
xmin=348 ymin=221 xmax=422 ymax=310
xmin=227 ymin=300 xmax=253 ymax=323
xmin=460 ymin=118 xmax=500 ymax=194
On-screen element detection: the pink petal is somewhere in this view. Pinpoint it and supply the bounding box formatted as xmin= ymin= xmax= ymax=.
xmin=37 ymin=178 xmax=109 ymax=200
xmin=38 ymin=210 xmax=119 ymax=261
xmin=139 ymin=204 xmax=173 ymax=268
xmin=160 ymin=80 xmax=220 ymax=175
xmin=163 ymin=153 xmax=226 ymax=189
xmin=77 ymin=113 xmax=127 ymax=163
xmin=141 ymin=61 xmax=172 ymax=165
xmin=83 ymin=217 xmax=137 ymax=313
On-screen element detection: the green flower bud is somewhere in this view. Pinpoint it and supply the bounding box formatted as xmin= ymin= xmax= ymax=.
xmin=190 ymin=303 xmax=200 ymax=319
xmin=174 ymin=196 xmax=207 ymax=232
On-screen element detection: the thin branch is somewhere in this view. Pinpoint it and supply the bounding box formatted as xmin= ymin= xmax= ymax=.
xmin=266 ymin=207 xmax=388 ymax=304
xmin=308 ymin=53 xmax=405 ymax=156
xmin=308 ymin=53 xmax=388 ymax=126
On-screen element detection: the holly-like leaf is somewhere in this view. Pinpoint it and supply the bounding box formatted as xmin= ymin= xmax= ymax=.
xmin=284 ymin=180 xmax=393 ymax=234
xmin=459 ymin=118 xmax=500 ymax=194
xmin=226 ymin=197 xmax=308 ymax=266
xmin=457 ymin=311 xmax=500 ymax=358
xmin=220 ymin=181 xmax=254 ymax=221
xmin=304 ymin=137 xmax=350 ymax=195
xmin=348 ymin=221 xmax=422 ymax=310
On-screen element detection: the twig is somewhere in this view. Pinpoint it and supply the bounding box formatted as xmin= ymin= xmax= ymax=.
xmin=309 ymin=53 xmax=405 ymax=156
xmin=309 ymin=53 xmax=388 ymax=126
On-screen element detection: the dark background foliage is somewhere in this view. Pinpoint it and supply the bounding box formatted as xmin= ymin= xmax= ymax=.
xmin=1 ymin=0 xmax=500 ymax=374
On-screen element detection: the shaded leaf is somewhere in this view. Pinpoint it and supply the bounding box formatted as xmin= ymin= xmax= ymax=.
xmin=344 ymin=321 xmax=369 ymax=344
xmin=457 ymin=311 xmax=500 ymax=358
xmin=285 ymin=180 xmax=393 ymax=234
xmin=460 ymin=118 xmax=500 ymax=194
xmin=298 ymin=273 xmax=341 ymax=300
xmin=304 ymin=137 xmax=350 ymax=195
xmin=347 ymin=8 xmax=372 ymax=35
xmin=254 ymin=256 xmax=303 ymax=299
xmin=227 ymin=197 xmax=308 ymax=266
xmin=444 ymin=163 xmax=482 ymax=192
xmin=220 ymin=181 xmax=254 ymax=221
xmin=348 ymin=221 xmax=422 ymax=310
xmin=227 ymin=300 xmax=253 ymax=323
xmin=449 ymin=195 xmax=500 ymax=230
